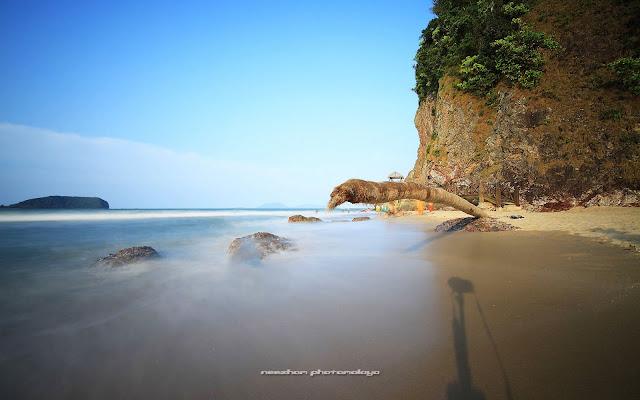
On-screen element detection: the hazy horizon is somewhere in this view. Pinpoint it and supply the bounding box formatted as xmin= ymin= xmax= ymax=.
xmin=0 ymin=1 xmax=433 ymax=208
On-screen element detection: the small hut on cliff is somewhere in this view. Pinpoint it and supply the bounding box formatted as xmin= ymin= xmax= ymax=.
xmin=388 ymin=171 xmax=404 ymax=182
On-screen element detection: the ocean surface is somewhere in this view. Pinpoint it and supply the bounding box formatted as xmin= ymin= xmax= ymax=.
xmin=0 ymin=209 xmax=440 ymax=399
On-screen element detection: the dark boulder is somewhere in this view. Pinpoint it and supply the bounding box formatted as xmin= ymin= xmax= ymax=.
xmin=228 ymin=232 xmax=295 ymax=260
xmin=95 ymin=246 xmax=160 ymax=267
xmin=435 ymin=218 xmax=518 ymax=232
xmin=288 ymin=215 xmax=323 ymax=223
xmin=352 ymin=217 xmax=371 ymax=222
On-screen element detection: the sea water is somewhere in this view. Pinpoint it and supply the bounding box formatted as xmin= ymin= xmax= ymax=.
xmin=0 ymin=209 xmax=441 ymax=399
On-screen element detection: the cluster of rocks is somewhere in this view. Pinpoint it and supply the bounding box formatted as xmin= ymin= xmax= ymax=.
xmin=527 ymin=188 xmax=640 ymax=212
xmin=96 ymin=214 xmax=373 ymax=267
xmin=94 ymin=232 xmax=297 ymax=266
xmin=96 ymin=211 xmax=521 ymax=267
xmin=94 ymin=246 xmax=160 ymax=267
xmin=434 ymin=217 xmax=518 ymax=232
xmin=581 ymin=189 xmax=640 ymax=207
xmin=227 ymin=215 xmax=373 ymax=260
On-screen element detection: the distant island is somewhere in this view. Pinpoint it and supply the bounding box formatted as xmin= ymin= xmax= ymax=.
xmin=0 ymin=196 xmax=109 ymax=209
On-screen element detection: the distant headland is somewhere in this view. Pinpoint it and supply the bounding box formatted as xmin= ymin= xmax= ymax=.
xmin=0 ymin=196 xmax=109 ymax=209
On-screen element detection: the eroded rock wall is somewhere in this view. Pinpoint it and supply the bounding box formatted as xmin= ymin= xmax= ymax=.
xmin=406 ymin=79 xmax=640 ymax=208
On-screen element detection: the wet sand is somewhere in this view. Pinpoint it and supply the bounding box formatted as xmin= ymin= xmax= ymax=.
xmin=410 ymin=206 xmax=640 ymax=250
xmin=234 ymin=216 xmax=640 ymax=399
xmin=388 ymin=211 xmax=640 ymax=399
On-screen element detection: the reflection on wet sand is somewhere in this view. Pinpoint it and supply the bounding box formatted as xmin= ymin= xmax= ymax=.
xmin=420 ymin=227 xmax=640 ymax=400
xmin=447 ymin=276 xmax=518 ymax=400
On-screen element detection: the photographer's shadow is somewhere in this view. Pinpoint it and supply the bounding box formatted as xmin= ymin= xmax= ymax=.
xmin=446 ymin=277 xmax=513 ymax=400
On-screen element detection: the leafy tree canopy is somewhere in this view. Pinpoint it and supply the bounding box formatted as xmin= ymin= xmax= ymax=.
xmin=413 ymin=0 xmax=559 ymax=103
xmin=608 ymin=57 xmax=640 ymax=95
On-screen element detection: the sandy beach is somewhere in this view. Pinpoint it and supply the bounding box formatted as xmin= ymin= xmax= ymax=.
xmin=383 ymin=206 xmax=640 ymax=399
xmin=241 ymin=208 xmax=640 ymax=399
xmin=405 ymin=206 xmax=640 ymax=251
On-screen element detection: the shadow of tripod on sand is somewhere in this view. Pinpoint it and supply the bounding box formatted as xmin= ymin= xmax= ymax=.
xmin=446 ymin=277 xmax=514 ymax=400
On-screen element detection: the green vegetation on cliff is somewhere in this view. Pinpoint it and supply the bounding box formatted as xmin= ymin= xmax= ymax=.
xmin=609 ymin=57 xmax=640 ymax=95
xmin=414 ymin=0 xmax=559 ymax=102
xmin=407 ymin=0 xmax=640 ymax=203
xmin=2 ymin=196 xmax=110 ymax=209
xmin=414 ymin=0 xmax=640 ymax=103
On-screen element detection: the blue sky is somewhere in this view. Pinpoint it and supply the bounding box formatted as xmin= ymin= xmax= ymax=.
xmin=0 ymin=0 xmax=433 ymax=208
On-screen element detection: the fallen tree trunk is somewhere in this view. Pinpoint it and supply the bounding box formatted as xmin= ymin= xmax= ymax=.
xmin=327 ymin=179 xmax=489 ymax=219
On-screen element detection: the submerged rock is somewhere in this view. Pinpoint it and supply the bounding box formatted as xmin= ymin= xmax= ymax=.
xmin=228 ymin=232 xmax=295 ymax=260
xmin=352 ymin=217 xmax=371 ymax=222
xmin=288 ymin=215 xmax=323 ymax=223
xmin=95 ymin=246 xmax=160 ymax=267
xmin=435 ymin=217 xmax=518 ymax=232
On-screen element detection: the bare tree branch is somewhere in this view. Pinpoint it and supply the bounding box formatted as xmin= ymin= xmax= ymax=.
xmin=327 ymin=179 xmax=489 ymax=219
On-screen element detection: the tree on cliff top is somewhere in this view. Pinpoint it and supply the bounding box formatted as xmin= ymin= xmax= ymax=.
xmin=413 ymin=0 xmax=558 ymax=103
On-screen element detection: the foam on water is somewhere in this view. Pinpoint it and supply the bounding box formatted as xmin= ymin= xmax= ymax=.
xmin=0 ymin=208 xmax=348 ymax=222
xmin=0 ymin=209 xmax=437 ymax=399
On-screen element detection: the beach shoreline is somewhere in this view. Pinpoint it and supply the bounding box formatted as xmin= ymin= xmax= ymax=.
xmin=396 ymin=205 xmax=640 ymax=252
xmin=381 ymin=208 xmax=640 ymax=399
xmin=1 ymin=208 xmax=639 ymax=399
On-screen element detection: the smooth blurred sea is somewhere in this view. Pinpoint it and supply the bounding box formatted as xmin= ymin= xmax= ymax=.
xmin=0 ymin=208 xmax=439 ymax=399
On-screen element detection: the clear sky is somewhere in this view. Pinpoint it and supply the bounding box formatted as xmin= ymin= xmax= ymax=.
xmin=0 ymin=0 xmax=434 ymax=208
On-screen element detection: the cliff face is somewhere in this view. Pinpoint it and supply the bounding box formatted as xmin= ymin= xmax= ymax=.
xmin=406 ymin=0 xmax=640 ymax=208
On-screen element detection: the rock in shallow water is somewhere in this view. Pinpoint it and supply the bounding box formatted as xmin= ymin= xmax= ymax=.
xmin=228 ymin=232 xmax=295 ymax=260
xmin=288 ymin=214 xmax=323 ymax=223
xmin=434 ymin=217 xmax=518 ymax=232
xmin=95 ymin=246 xmax=160 ymax=267
xmin=352 ymin=217 xmax=371 ymax=222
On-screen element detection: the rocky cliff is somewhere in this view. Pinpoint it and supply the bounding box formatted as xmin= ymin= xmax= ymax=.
xmin=406 ymin=0 xmax=640 ymax=209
